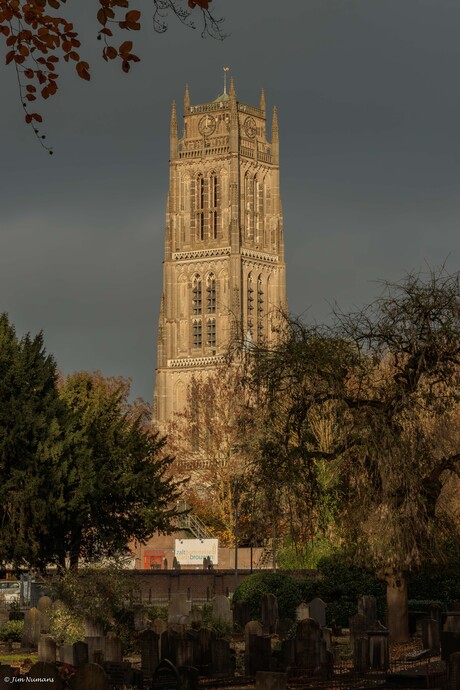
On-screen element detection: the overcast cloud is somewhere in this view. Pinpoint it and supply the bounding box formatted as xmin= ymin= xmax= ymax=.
xmin=1 ymin=0 xmax=459 ymax=400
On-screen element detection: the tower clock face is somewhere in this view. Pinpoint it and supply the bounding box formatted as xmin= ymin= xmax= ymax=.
xmin=244 ymin=116 xmax=257 ymax=138
xmin=198 ymin=115 xmax=216 ymax=136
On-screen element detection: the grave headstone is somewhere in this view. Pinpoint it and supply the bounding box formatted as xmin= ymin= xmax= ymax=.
xmin=176 ymin=636 xmax=195 ymax=667
xmin=422 ymin=618 xmax=440 ymax=654
xmin=449 ymin=651 xmax=460 ymax=690
xmin=68 ymin=662 xmax=110 ymax=690
xmin=210 ymin=637 xmax=234 ymax=676
xmin=357 ymin=595 xmax=377 ymax=626
xmin=178 ymin=666 xmax=199 ymax=690
xmin=21 ymin=607 xmax=43 ymax=648
xmin=281 ymin=638 xmax=295 ymax=668
xmin=368 ymin=626 xmax=389 ymax=671
xmin=60 ymin=641 xmax=89 ymax=668
xmin=349 ymin=613 xmax=368 ymax=646
xmin=444 ymin=612 xmax=460 ymax=633
xmin=189 ymin=608 xmax=203 ymax=628
xmin=86 ymin=635 xmax=121 ymax=663
xmin=197 ymin=628 xmax=214 ymax=671
xmin=295 ymin=618 xmax=321 ymax=671
xmin=321 ymin=627 xmax=332 ymax=652
xmin=168 ymin=593 xmax=190 ymax=621
xmin=104 ymin=636 xmax=122 ymax=662
xmin=0 ymin=665 xmax=14 ymax=690
xmin=38 ymin=635 xmax=56 ymax=663
xmin=353 ymin=636 xmax=369 ymax=672
xmin=441 ymin=631 xmax=460 ymax=661
xmin=245 ymin=620 xmax=263 ymax=647
xmin=233 ymin=600 xmax=251 ymax=629
xmin=256 ymin=671 xmax=287 ymax=690
xmin=212 ymin=595 xmax=232 ymax=625
xmin=261 ymin=593 xmax=279 ymax=634
xmin=37 ymin=596 xmax=52 ymax=634
xmin=246 ymin=633 xmax=271 ymax=675
xmin=27 ymin=661 xmax=64 ymax=689
xmin=151 ymin=659 xmax=181 ymax=690
xmin=308 ymin=598 xmax=326 ymax=628
xmin=153 ymin=618 xmax=168 ymax=635
xmin=296 ymin=602 xmax=310 ymax=621
xmin=140 ymin=629 xmax=160 ymax=679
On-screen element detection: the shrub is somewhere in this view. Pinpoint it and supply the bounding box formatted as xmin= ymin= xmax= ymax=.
xmin=233 ymin=572 xmax=305 ymax=621
xmin=0 ymin=619 xmax=24 ymax=643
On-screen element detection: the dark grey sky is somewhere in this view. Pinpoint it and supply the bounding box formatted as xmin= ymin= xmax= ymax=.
xmin=1 ymin=0 xmax=459 ymax=401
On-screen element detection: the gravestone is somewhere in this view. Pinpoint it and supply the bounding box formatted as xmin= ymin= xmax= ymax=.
xmin=281 ymin=638 xmax=295 ymax=668
xmin=256 ymin=671 xmax=287 ymax=690
xmin=357 ymin=595 xmax=377 ymax=626
xmin=176 ymin=636 xmax=195 ymax=667
xmin=246 ymin=633 xmax=271 ymax=675
xmin=169 ymin=593 xmax=190 ymax=621
xmin=21 ymin=607 xmax=43 ymax=648
xmin=178 ymin=666 xmax=199 ymax=690
xmin=422 ymin=618 xmax=440 ymax=654
xmin=233 ymin=601 xmax=251 ymax=629
xmin=104 ymin=636 xmax=122 ymax=662
xmin=140 ymin=629 xmax=160 ymax=679
xmin=60 ymin=641 xmax=89 ymax=668
xmin=441 ymin=631 xmax=460 ymax=661
xmin=308 ymin=598 xmax=326 ymax=628
xmin=353 ymin=636 xmax=369 ymax=672
xmin=295 ymin=618 xmax=321 ymax=671
xmin=321 ymin=627 xmax=332 ymax=652
xmin=151 ymin=659 xmax=181 ymax=689
xmin=296 ymin=602 xmax=310 ymax=621
xmin=153 ymin=618 xmax=168 ymax=635
xmin=38 ymin=635 xmax=56 ymax=663
xmin=189 ymin=608 xmax=203 ymax=628
xmin=449 ymin=651 xmax=460 ymax=690
xmin=86 ymin=635 xmax=122 ymax=663
xmin=68 ymin=662 xmax=110 ymax=690
xmin=368 ymin=625 xmax=389 ymax=671
xmin=212 ymin=595 xmax=232 ymax=625
xmin=37 ymin=596 xmax=52 ymax=633
xmin=349 ymin=613 xmax=368 ymax=646
xmin=0 ymin=665 xmax=14 ymax=690
xmin=27 ymin=661 xmax=64 ymax=689
xmin=245 ymin=620 xmax=263 ymax=646
xmin=210 ymin=637 xmax=234 ymax=676
xmin=197 ymin=628 xmax=214 ymax=671
xmin=261 ymin=593 xmax=279 ymax=634
xmin=444 ymin=613 xmax=460 ymax=633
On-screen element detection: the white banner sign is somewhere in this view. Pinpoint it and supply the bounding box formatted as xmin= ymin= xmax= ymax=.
xmin=174 ymin=539 xmax=219 ymax=565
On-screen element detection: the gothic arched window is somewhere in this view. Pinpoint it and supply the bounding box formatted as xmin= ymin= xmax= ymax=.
xmin=247 ymin=272 xmax=254 ymax=337
xmin=209 ymin=172 xmax=219 ymax=240
xmin=192 ymin=274 xmax=202 ymax=315
xmin=257 ymin=274 xmax=264 ymax=342
xmin=206 ymin=318 xmax=216 ymax=347
xmin=206 ymin=273 xmax=216 ymax=314
xmin=196 ymin=174 xmax=205 ymax=241
xmin=245 ymin=173 xmax=254 ymax=239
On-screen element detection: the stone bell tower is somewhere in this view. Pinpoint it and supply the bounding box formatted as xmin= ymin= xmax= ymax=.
xmin=153 ymin=77 xmax=287 ymax=426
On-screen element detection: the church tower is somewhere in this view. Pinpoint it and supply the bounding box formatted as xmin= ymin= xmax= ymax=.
xmin=154 ymin=77 xmax=287 ymax=426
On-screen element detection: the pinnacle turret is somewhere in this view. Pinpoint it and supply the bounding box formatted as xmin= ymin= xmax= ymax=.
xmin=184 ymin=83 xmax=190 ymax=111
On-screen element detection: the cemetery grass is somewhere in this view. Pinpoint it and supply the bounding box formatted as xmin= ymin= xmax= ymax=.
xmin=0 ymin=651 xmax=37 ymax=666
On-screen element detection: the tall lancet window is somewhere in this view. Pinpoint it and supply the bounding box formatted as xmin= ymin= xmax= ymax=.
xmin=210 ymin=172 xmax=219 ymax=240
xmin=206 ymin=273 xmax=216 ymax=313
xmin=255 ymin=178 xmax=264 ymax=244
xmin=247 ymin=273 xmax=254 ymax=337
xmin=257 ymin=274 xmax=264 ymax=342
xmin=245 ymin=173 xmax=254 ymax=239
xmin=196 ymin=174 xmax=205 ymax=241
xmin=192 ymin=274 xmax=202 ymax=315
xmin=206 ymin=318 xmax=216 ymax=348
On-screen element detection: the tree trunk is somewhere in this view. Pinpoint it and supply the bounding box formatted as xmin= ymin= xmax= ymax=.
xmin=385 ymin=569 xmax=409 ymax=643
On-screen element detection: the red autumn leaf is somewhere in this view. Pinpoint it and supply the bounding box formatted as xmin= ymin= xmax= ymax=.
xmin=106 ymin=45 xmax=117 ymax=59
xmin=76 ymin=60 xmax=90 ymax=80
xmin=25 ymin=113 xmax=32 ymax=123
xmin=0 ymin=25 xmax=10 ymax=36
xmin=97 ymin=8 xmax=107 ymax=25
xmin=26 ymin=84 xmax=36 ymax=92
xmin=99 ymin=28 xmax=112 ymax=36
xmin=26 ymin=94 xmax=36 ymax=101
xmin=122 ymin=59 xmax=130 ymax=73
xmin=24 ymin=68 xmax=34 ymax=78
xmin=126 ymin=10 xmax=140 ymax=21
xmin=48 ymin=0 xmax=60 ymax=8
xmin=118 ymin=40 xmax=132 ymax=55
xmin=126 ymin=21 xmax=140 ymax=30
xmin=31 ymin=113 xmax=43 ymax=122
xmin=41 ymin=86 xmax=49 ymax=98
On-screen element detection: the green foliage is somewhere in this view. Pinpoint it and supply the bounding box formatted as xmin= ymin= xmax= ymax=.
xmin=408 ymin=568 xmax=460 ymax=610
xmin=0 ymin=620 xmax=24 ymax=642
xmin=8 ymin=601 xmax=24 ymax=621
xmin=408 ymin=600 xmax=444 ymax=612
xmin=277 ymin=536 xmax=335 ymax=569
xmin=199 ymin=603 xmax=232 ymax=639
xmin=233 ymin=572 xmax=305 ymax=621
xmin=0 ymin=313 xmax=64 ymax=570
xmin=51 ymin=564 xmax=137 ymax=629
xmin=48 ymin=604 xmax=85 ymax=645
xmin=311 ymin=555 xmax=386 ymax=627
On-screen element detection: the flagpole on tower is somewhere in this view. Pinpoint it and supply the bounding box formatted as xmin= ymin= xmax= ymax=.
xmin=223 ymin=66 xmax=230 ymax=95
